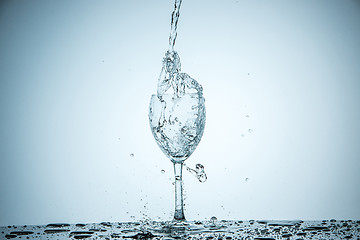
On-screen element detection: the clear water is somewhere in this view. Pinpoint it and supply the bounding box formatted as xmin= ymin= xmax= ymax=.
xmin=169 ymin=0 xmax=182 ymax=52
xmin=149 ymin=94 xmax=205 ymax=162
xmin=156 ymin=0 xmax=203 ymax=100
xmin=148 ymin=0 xmax=207 ymax=222
xmin=1 ymin=220 xmax=359 ymax=239
xmin=149 ymin=0 xmax=205 ymax=163
xmin=185 ymin=163 xmax=208 ymax=182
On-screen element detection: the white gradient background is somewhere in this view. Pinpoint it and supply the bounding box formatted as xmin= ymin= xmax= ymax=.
xmin=1 ymin=0 xmax=360 ymax=226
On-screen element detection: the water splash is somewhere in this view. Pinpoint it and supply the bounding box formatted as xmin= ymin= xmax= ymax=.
xmin=184 ymin=163 xmax=207 ymax=182
xmin=149 ymin=94 xmax=206 ymax=162
xmin=157 ymin=0 xmax=202 ymax=99
xmin=149 ymin=0 xmax=206 ymax=222
xmin=151 ymin=0 xmax=206 ymax=163
xmin=157 ymin=51 xmax=203 ymax=98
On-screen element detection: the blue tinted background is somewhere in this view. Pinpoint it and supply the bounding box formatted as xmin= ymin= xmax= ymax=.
xmin=1 ymin=0 xmax=360 ymax=226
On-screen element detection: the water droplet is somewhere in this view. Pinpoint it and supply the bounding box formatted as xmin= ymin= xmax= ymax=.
xmin=130 ymin=216 xmax=135 ymax=221
xmin=210 ymin=216 xmax=218 ymax=224
xmin=241 ymin=134 xmax=244 ymax=137
xmin=130 ymin=153 xmax=134 ymax=157
xmin=161 ymin=170 xmax=165 ymax=174
xmin=245 ymin=115 xmax=249 ymax=118
xmin=245 ymin=178 xmax=249 ymax=182
xmin=248 ymin=129 xmax=252 ymax=133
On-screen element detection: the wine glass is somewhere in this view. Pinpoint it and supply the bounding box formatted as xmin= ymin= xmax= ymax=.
xmin=149 ymin=92 xmax=206 ymax=221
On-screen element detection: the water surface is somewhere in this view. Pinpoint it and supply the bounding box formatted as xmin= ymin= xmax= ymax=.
xmin=1 ymin=219 xmax=359 ymax=239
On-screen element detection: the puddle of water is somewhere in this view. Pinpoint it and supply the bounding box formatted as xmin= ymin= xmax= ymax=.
xmin=1 ymin=220 xmax=359 ymax=239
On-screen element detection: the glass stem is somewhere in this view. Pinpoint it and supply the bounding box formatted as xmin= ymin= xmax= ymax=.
xmin=173 ymin=162 xmax=185 ymax=221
